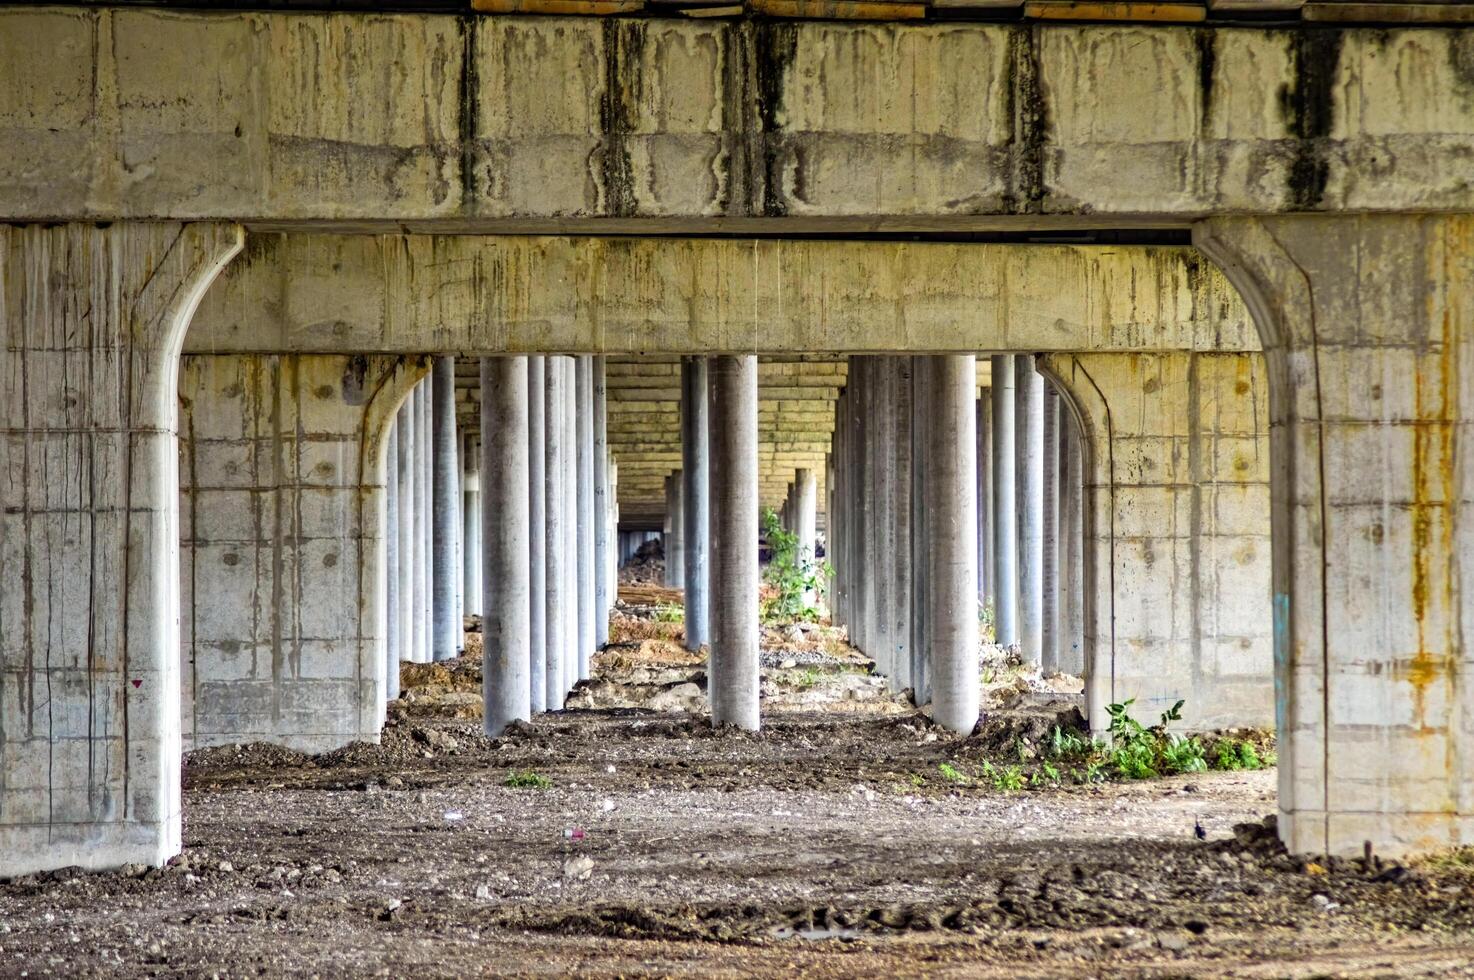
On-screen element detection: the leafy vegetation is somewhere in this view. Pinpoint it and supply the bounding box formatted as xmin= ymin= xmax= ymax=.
xmin=503 ymin=769 xmax=552 ymax=790
xmin=652 ymin=602 xmax=684 ymax=623
xmin=918 ymin=701 xmax=1276 ymax=795
xmin=759 ymin=508 xmax=830 ymax=624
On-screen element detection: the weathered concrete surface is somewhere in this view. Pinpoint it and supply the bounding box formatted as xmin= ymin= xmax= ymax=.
xmin=1044 ymin=350 xmax=1274 ymax=736
xmin=190 ymin=236 xmax=1251 ymax=354
xmin=0 ymin=221 xmax=242 ymax=878
xmin=4 ymin=10 xmax=1474 ymax=224
xmin=178 ymin=354 xmax=424 ymax=754
xmin=1197 ymin=213 xmax=1474 ymax=858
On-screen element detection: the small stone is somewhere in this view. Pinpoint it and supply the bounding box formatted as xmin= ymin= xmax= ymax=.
xmin=1157 ymin=931 xmax=1190 ymax=952
xmin=216 ymin=861 xmax=234 ymax=874
xmin=384 ymin=776 xmax=405 ymax=789
xmin=118 ymin=863 xmax=148 ymax=879
xmin=1309 ymin=893 xmax=1331 ymax=908
xmin=780 ymin=659 xmax=797 ymax=669
xmin=562 ymin=855 xmax=595 ymax=881
xmin=475 ymin=884 xmax=493 ymax=900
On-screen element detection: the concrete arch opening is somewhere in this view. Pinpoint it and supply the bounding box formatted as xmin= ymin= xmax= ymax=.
xmin=171 ymin=233 xmax=1275 ymax=764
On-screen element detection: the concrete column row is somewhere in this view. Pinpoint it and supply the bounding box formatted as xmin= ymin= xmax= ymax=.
xmin=990 ymin=356 xmax=1085 ymax=675
xmin=480 ymin=354 xmax=612 ymax=730
xmin=829 ymin=356 xmax=976 ymax=729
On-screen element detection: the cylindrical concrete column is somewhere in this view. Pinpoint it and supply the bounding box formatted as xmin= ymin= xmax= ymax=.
xmin=481 ymin=357 xmax=532 ymax=735
xmin=463 ymin=432 xmax=482 ymax=619
xmin=593 ymin=357 xmax=611 ymax=647
xmin=543 ymin=357 xmax=568 ymax=708
xmin=665 ymin=471 xmax=686 ymax=588
xmin=527 ymin=356 xmax=548 ymax=713
xmin=794 ymin=466 xmax=817 ymax=600
xmin=708 ymin=355 xmax=760 ymax=731
xmin=1061 ymin=409 xmax=1086 ymax=676
xmin=680 ymin=357 xmax=711 ymax=651
xmin=562 ymin=358 xmax=580 ymax=688
xmin=890 ymin=357 xmax=914 ymax=694
xmin=990 ymin=355 xmax=1018 ymax=651
xmin=1041 ymin=384 xmax=1060 ymax=674
xmin=852 ymin=359 xmax=873 ymax=658
xmin=977 ymin=393 xmax=994 ymax=608
xmin=921 ymin=355 xmax=980 ymax=734
xmin=870 ymin=359 xmax=897 ymax=678
xmin=396 ymin=398 xmax=417 ymax=671
xmin=385 ymin=422 xmax=402 ymax=702
xmin=910 ymin=357 xmax=930 ymax=701
xmin=1015 ymin=355 xmax=1045 ymax=670
xmin=432 ymin=356 xmax=459 ymax=661
xmin=415 ymin=382 xmax=433 ymax=663
xmin=576 ymin=356 xmax=595 ymax=682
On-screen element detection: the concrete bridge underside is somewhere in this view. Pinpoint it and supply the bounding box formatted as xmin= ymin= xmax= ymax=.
xmin=1 ymin=4 xmax=1472 ymax=875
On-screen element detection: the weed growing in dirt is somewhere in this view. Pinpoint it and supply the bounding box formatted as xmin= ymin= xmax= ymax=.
xmin=793 ymin=667 xmax=822 ymax=691
xmin=981 ymin=761 xmax=1026 ymax=792
xmin=1213 ymin=738 xmax=1274 ymax=770
xmin=504 ymin=769 xmax=552 ymax=789
xmin=937 ymin=761 xmax=968 ymax=785
xmin=966 ymin=702 xmax=1276 ymax=792
xmin=653 ymin=603 xmax=684 ymax=624
xmin=978 ymin=600 xmax=996 ymax=645
xmin=759 ymin=509 xmax=829 ymax=624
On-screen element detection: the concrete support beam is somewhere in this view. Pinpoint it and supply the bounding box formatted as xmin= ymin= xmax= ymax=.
xmin=526 ymin=356 xmax=548 ymax=713
xmin=890 ymin=359 xmax=915 ymax=694
xmin=1060 ymin=406 xmax=1086 ymax=676
xmin=1196 ymin=214 xmax=1474 ymax=857
xmin=386 ymin=424 xmax=402 ymax=703
xmin=544 ymin=357 xmax=569 ymax=710
xmin=681 ymin=357 xmax=711 ymax=651
xmin=463 ymin=432 xmax=482 ymax=620
xmin=1016 ymin=355 xmax=1045 ymax=670
xmin=794 ymin=467 xmax=818 ymax=607
xmin=910 ymin=360 xmax=931 ymax=702
xmin=977 ymin=393 xmax=994 ymax=609
xmin=415 ymin=382 xmax=432 ymax=663
xmin=592 ymin=356 xmax=611 ymax=648
xmin=481 ymin=357 xmax=532 ymax=735
xmin=0 ymin=221 xmax=242 ymax=878
xmin=561 ymin=357 xmax=579 ymax=690
xmin=180 ymin=354 xmax=420 ymax=753
xmin=665 ymin=471 xmax=686 ymax=588
xmin=1041 ymin=384 xmax=1060 ymax=674
xmin=990 ymin=355 xmax=1019 ymax=651
xmin=396 ymin=400 xmax=417 ymax=677
xmin=433 ymin=356 xmax=459 ymax=661
xmin=576 ymin=356 xmax=595 ymax=682
xmin=551 ymin=363 xmax=568 ymax=678
xmin=1043 ymin=350 xmax=1273 ymax=736
xmin=708 ymin=356 xmax=761 ymax=731
xmin=920 ymin=355 xmax=981 ymax=734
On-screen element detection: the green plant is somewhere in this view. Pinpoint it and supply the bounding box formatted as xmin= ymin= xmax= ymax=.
xmin=793 ymin=667 xmax=822 ymax=691
xmin=1031 ymin=762 xmax=1062 ymax=787
xmin=759 ymin=508 xmax=829 ymax=624
xmin=653 ymin=602 xmax=684 ymax=624
xmin=909 ymin=773 xmax=926 ymax=788
xmin=981 ymin=761 xmax=1025 ymax=792
xmin=978 ymin=600 xmax=996 ymax=645
xmin=937 ymin=761 xmax=968 ymax=785
xmin=504 ymin=769 xmax=552 ymax=789
xmin=1048 ymin=725 xmax=1089 ymax=760
xmin=1161 ymin=735 xmax=1208 ymax=774
xmin=1213 ymin=738 xmax=1269 ymax=771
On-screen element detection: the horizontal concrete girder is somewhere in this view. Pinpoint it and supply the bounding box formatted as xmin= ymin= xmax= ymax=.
xmin=5 ymin=9 xmax=1470 ymax=223
xmin=188 ymin=236 xmax=1255 ymax=355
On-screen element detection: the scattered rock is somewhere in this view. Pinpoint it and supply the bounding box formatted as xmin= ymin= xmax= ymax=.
xmin=562 ymin=856 xmax=595 ymax=881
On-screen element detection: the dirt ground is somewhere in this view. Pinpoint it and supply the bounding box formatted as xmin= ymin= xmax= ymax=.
xmin=5 ymin=590 xmax=1474 ymax=977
